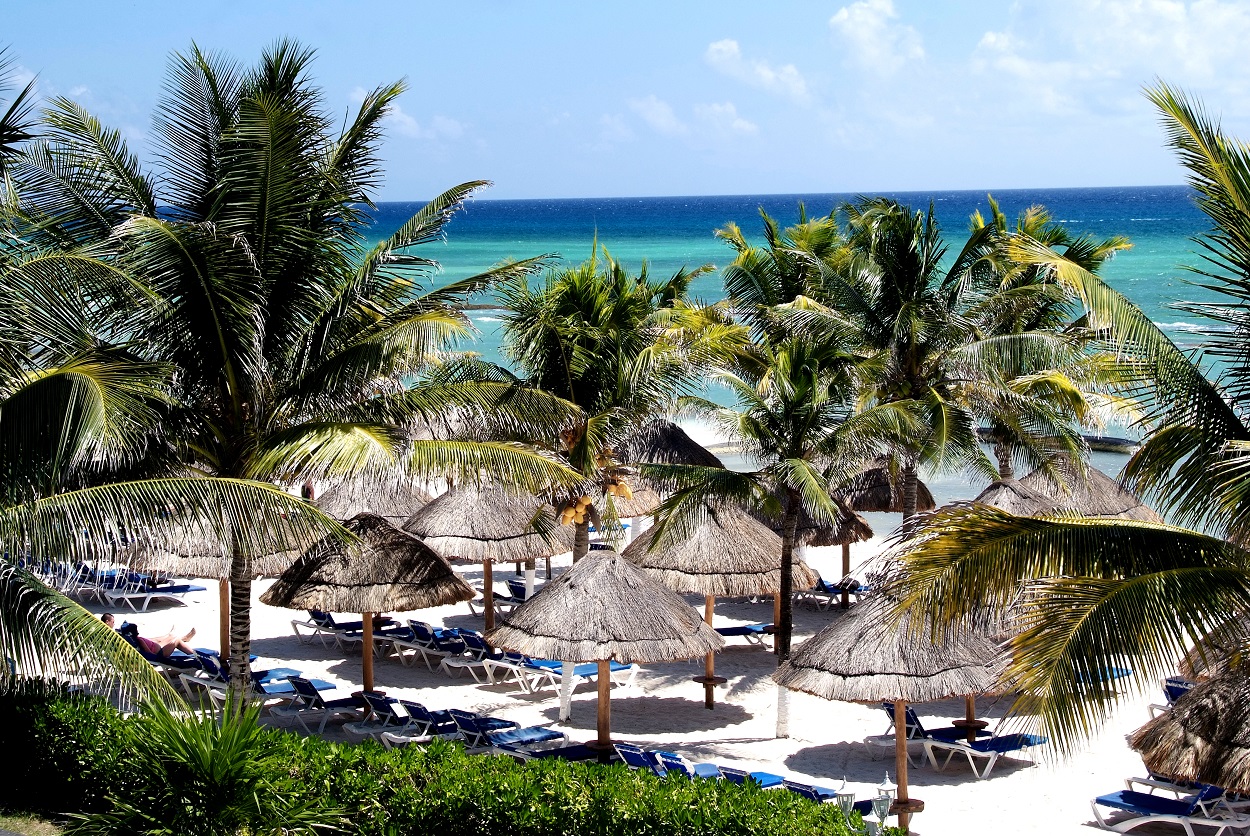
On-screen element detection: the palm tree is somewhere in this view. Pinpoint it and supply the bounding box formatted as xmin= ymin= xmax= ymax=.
xmin=497 ymin=247 xmax=741 ymax=560
xmin=884 ymin=83 xmax=1250 ymax=754
xmin=647 ymin=331 xmax=914 ymax=734
xmin=0 ymin=46 xmax=37 ymax=174
xmin=4 ymin=41 xmax=579 ymax=693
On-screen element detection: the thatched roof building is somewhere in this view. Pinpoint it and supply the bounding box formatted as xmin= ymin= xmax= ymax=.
xmin=488 ymin=549 xmax=724 ymax=664
xmin=316 ymin=478 xmax=434 ymax=526
xmin=622 ymin=503 xmax=818 ymax=597
xmin=1130 ymin=669 xmax=1250 ymax=795
xmin=773 ymin=601 xmax=1001 ymax=703
xmin=1019 ymin=466 xmax=1163 ymax=523
xmin=123 ymin=534 xmax=297 ymax=580
xmin=402 ymin=484 xmax=571 ymax=564
xmin=972 ymin=479 xmax=1061 ymax=517
xmin=619 ymin=420 xmax=723 ymax=468
xmin=260 ymin=513 xmax=473 ymax=613
xmin=840 ymin=457 xmax=936 ymax=514
xmin=754 ymin=492 xmax=874 ymax=548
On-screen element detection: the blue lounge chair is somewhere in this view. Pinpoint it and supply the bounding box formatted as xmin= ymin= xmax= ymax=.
xmin=271 ymin=677 xmax=366 ymax=733
xmin=447 ymin=708 xmax=563 ymax=749
xmin=388 ymin=621 xmax=465 ymax=669
xmin=438 ymin=631 xmax=502 ymax=680
xmin=1149 ymin=676 xmax=1197 ymax=717
xmin=794 ymin=574 xmax=868 ymax=611
xmin=614 ymin=743 xmax=665 ymax=775
xmin=344 ymin=692 xmax=441 ymax=739
xmin=652 ymin=751 xmax=722 ymax=779
xmin=923 ymin=731 xmax=1048 ymax=779
xmin=495 ymin=743 xmax=604 ymax=762
xmin=879 ymin=702 xmax=993 ymax=743
xmin=103 ymin=576 xmax=207 ymax=611
xmin=718 ymin=765 xmax=786 ymax=788
xmin=715 ymin=623 xmax=773 ymax=646
xmin=1091 ymin=782 xmax=1249 ymax=835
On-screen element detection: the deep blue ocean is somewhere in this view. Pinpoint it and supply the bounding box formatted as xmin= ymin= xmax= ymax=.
xmin=365 ymin=185 xmax=1218 ymax=510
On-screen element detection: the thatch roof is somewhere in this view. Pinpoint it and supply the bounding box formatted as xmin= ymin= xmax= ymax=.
xmin=972 ymin=479 xmax=1061 ymax=517
xmin=122 ymin=534 xmax=297 ymax=580
xmin=621 ymin=504 xmax=819 ymax=597
xmin=316 ymin=478 xmax=434 ymax=525
xmin=1129 ymin=669 xmax=1250 ymax=795
xmin=1020 ymin=466 xmax=1163 ymax=523
xmin=608 ymin=486 xmax=663 ymax=517
xmin=401 ymin=484 xmax=572 ymax=564
xmin=841 ymin=457 xmax=936 ymax=513
xmin=260 ymin=513 xmax=473 ymax=613
xmin=487 ymin=549 xmax=725 ymax=664
xmin=773 ymin=600 xmax=1001 ymax=703
xmin=620 ymin=421 xmax=724 ymax=468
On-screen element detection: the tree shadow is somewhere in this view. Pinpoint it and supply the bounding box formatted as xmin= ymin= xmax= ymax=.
xmin=538 ymin=696 xmax=752 ymax=734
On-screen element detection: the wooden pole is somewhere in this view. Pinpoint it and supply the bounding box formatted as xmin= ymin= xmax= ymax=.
xmin=362 ymin=611 xmax=375 ymax=693
xmin=840 ymin=543 xmax=851 ymax=609
xmin=218 ymin=579 xmax=230 ymax=661
xmin=483 ymin=560 xmax=495 ymax=632
xmin=895 ymin=700 xmax=911 ymax=832
xmin=596 ymin=659 xmax=612 ymax=748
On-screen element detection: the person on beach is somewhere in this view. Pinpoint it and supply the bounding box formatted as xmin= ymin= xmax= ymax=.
xmin=101 ymin=613 xmax=197 ymax=657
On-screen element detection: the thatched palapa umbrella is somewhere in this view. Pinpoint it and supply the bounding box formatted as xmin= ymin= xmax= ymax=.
xmin=622 ymin=503 xmax=818 ymax=708
xmin=402 ymin=485 xmax=570 ymax=631
xmin=757 ymin=493 xmax=874 ymax=610
xmin=774 ymin=601 xmax=1000 ymax=832
xmin=261 ymin=513 xmax=473 ymax=692
xmin=316 ymin=477 xmax=434 ymax=527
xmin=124 ymin=532 xmax=298 ymax=660
xmin=1129 ymin=668 xmax=1250 ymax=794
xmin=1019 ymin=465 xmax=1164 ymax=523
xmin=842 ymin=456 xmax=936 ymax=514
xmin=620 ymin=420 xmax=724 ymax=469
xmin=488 ymin=549 xmax=723 ymax=750
xmin=972 ymin=478 xmax=1061 ymax=517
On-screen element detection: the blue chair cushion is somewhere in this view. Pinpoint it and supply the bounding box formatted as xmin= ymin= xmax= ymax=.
xmin=487 ymin=726 xmax=564 ymax=747
xmin=969 ymin=733 xmax=1048 ymax=753
xmin=1095 ymin=790 xmax=1195 ymax=817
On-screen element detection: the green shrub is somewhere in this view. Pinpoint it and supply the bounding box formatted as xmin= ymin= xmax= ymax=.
xmin=6 ymin=685 xmax=891 ymax=836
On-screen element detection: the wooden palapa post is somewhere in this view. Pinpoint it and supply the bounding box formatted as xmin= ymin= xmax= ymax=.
xmin=596 ymin=659 xmax=612 ymax=748
xmin=690 ymin=594 xmax=726 ymax=708
xmin=362 ymin=611 xmax=375 ymax=692
xmin=892 ymin=700 xmax=924 ymax=832
xmin=218 ymin=579 xmax=230 ymax=661
xmin=952 ymin=694 xmax=988 ymax=742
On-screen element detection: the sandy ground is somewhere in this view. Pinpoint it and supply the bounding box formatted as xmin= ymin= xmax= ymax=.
xmin=89 ymin=533 xmax=1185 ymax=836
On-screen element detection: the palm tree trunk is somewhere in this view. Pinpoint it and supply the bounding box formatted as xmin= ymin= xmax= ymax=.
xmin=227 ymin=546 xmax=253 ymax=703
xmin=994 ymin=432 xmax=1014 ymax=480
xmin=775 ymin=488 xmax=800 ymax=738
xmin=572 ymin=519 xmax=590 ymax=563
xmin=901 ymin=461 xmax=919 ymax=519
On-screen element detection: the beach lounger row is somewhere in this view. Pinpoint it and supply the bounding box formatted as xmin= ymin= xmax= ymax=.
xmin=1092 ymin=776 xmax=1250 ymax=836
xmin=339 ymin=693 xmax=565 ymax=752
xmin=714 ymin=622 xmax=773 ymax=647
xmin=465 ymin=578 xmax=537 ymax=619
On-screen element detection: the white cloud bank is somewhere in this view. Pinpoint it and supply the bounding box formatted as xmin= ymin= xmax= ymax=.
xmin=829 ymin=0 xmax=924 ymax=76
xmin=704 ymin=39 xmax=811 ymax=104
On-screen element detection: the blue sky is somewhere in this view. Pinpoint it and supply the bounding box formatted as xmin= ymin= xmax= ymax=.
xmin=7 ymin=0 xmax=1250 ymax=200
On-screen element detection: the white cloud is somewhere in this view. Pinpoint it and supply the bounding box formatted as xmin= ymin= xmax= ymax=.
xmin=829 ymin=0 xmax=924 ymax=75
xmin=629 ymin=95 xmax=687 ymax=136
xmin=68 ymin=85 xmax=90 ymax=97
xmin=694 ymin=102 xmax=758 ymax=136
xmin=704 ymin=39 xmax=811 ymax=104
xmin=350 ymin=87 xmax=464 ymax=140
xmin=598 ymin=113 xmax=634 ymax=144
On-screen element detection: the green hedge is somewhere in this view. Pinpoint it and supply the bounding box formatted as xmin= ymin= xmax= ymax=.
xmin=1 ymin=684 xmax=891 ymax=836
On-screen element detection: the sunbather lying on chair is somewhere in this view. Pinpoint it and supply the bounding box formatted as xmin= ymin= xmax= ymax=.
xmin=104 ymin=613 xmax=197 ymax=658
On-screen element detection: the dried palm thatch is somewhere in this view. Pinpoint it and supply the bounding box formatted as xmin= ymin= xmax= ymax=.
xmin=773 ymin=600 xmax=1001 ymax=703
xmin=487 ymin=549 xmax=724 ymax=664
xmin=402 ymin=484 xmax=571 ymax=564
xmin=122 ymin=534 xmax=297 ymax=579
xmin=1129 ymin=669 xmax=1250 ymax=795
xmin=1180 ymin=614 xmax=1250 ymax=679
xmin=619 ymin=420 xmax=723 ymax=468
xmin=841 ymin=457 xmax=936 ymax=513
xmin=621 ymin=503 xmax=818 ymax=597
xmin=260 ymin=513 xmax=473 ymax=613
xmin=316 ymin=478 xmax=434 ymax=526
xmin=608 ymin=486 xmax=663 ymax=518
xmin=972 ymin=479 xmax=1061 ymax=517
xmin=1020 ymin=465 xmax=1163 ymax=522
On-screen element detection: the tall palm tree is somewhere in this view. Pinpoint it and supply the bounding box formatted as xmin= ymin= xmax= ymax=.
xmin=4 ymin=41 xmax=579 ymax=693
xmin=884 ymin=83 xmax=1250 ymax=754
xmin=497 ymin=247 xmax=741 ymax=560
xmin=647 ymin=331 xmax=914 ymax=734
xmin=0 ymin=46 xmax=37 ymax=175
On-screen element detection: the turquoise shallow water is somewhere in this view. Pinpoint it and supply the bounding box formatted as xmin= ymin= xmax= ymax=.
xmin=369 ymin=186 xmax=1218 ymax=505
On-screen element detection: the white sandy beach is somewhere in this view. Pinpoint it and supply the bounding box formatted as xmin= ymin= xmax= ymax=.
xmin=93 ymin=531 xmax=1173 ymax=836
